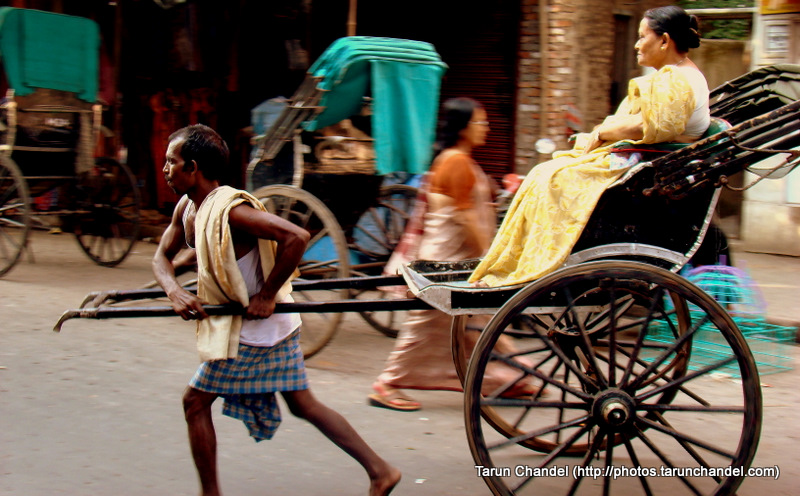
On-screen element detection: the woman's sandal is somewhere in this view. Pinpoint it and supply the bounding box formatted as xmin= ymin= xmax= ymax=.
xmin=367 ymin=382 xmax=421 ymax=412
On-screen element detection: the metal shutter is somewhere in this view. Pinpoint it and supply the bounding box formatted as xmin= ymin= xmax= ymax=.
xmin=436 ymin=2 xmax=519 ymax=181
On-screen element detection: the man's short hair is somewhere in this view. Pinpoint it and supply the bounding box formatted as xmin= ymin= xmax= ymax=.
xmin=169 ymin=124 xmax=230 ymax=182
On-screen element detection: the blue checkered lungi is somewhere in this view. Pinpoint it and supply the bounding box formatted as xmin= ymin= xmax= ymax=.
xmin=189 ymin=330 xmax=308 ymax=442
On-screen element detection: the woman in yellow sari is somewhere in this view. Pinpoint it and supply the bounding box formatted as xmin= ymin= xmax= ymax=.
xmin=470 ymin=5 xmax=710 ymax=287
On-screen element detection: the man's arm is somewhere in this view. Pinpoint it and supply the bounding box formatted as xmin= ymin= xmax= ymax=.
xmin=152 ymin=196 xmax=206 ymax=320
xmin=228 ymin=204 xmax=309 ymax=319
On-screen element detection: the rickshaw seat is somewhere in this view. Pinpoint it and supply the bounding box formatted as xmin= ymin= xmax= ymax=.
xmin=0 ymin=8 xmax=100 ymax=102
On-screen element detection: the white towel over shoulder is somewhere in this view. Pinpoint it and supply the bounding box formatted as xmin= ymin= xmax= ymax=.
xmin=193 ymin=186 xmax=294 ymax=361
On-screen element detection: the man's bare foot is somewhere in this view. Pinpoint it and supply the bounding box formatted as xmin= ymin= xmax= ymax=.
xmin=469 ymin=280 xmax=489 ymax=288
xmin=369 ymin=465 xmax=401 ymax=496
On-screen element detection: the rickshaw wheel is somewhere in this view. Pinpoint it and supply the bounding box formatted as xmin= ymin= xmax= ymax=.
xmin=353 ymin=183 xmax=417 ymax=338
xmin=72 ymin=158 xmax=141 ymax=267
xmin=253 ymin=185 xmax=349 ymax=358
xmin=464 ymin=261 xmax=761 ymax=496
xmin=0 ymin=155 xmax=31 ymax=277
xmin=452 ymin=288 xmax=693 ymax=452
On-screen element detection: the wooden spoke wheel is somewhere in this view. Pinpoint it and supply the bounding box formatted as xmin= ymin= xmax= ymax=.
xmin=351 ymin=183 xmax=416 ymax=259
xmin=0 ymin=155 xmax=31 ymax=277
xmin=355 ymin=286 xmax=409 ymax=339
xmin=464 ymin=261 xmax=761 ymax=496
xmin=71 ymin=158 xmax=141 ymax=267
xmin=253 ymin=185 xmax=350 ymax=358
xmin=451 ymin=289 xmax=692 ymax=448
xmin=352 ymin=183 xmax=417 ymax=338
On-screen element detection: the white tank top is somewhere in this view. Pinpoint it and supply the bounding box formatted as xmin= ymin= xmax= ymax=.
xmin=237 ymin=246 xmax=302 ymax=347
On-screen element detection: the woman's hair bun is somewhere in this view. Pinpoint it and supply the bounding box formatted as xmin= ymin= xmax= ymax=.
xmin=645 ymin=6 xmax=702 ymax=52
xmin=687 ymin=15 xmax=701 ymax=48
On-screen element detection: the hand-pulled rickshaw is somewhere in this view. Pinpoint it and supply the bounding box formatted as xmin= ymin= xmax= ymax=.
xmin=55 ymin=57 xmax=800 ymax=495
xmin=219 ymin=36 xmax=447 ymax=356
xmin=0 ymin=8 xmax=141 ymax=277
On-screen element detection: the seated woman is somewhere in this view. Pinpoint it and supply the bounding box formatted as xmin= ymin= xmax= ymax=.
xmin=470 ymin=5 xmax=710 ymax=288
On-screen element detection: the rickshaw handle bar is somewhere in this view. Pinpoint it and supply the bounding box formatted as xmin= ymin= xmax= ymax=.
xmin=54 ymin=297 xmax=430 ymax=332
xmin=79 ymin=274 xmax=408 ymax=307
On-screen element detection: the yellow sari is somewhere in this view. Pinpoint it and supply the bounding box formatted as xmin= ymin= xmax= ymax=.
xmin=469 ymin=66 xmax=698 ymax=287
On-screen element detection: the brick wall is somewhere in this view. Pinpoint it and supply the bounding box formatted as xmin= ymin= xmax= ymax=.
xmin=516 ymin=0 xmax=542 ymax=172
xmin=515 ymin=0 xmax=670 ymax=174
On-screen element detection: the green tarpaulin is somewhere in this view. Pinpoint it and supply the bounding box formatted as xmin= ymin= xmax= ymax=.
xmin=305 ymin=36 xmax=447 ymax=175
xmin=0 ymin=7 xmax=99 ymax=102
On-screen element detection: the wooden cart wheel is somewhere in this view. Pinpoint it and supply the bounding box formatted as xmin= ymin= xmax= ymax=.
xmin=0 ymin=155 xmax=31 ymax=277
xmin=451 ymin=314 xmax=490 ymax=385
xmin=452 ymin=289 xmax=693 ymax=448
xmin=355 ymin=286 xmax=408 ymax=339
xmin=352 ymin=183 xmax=417 ymax=338
xmin=72 ymin=158 xmax=141 ymax=267
xmin=253 ymin=185 xmax=350 ymax=358
xmin=464 ymin=261 xmax=761 ymax=496
xmin=351 ymin=183 xmax=417 ymax=259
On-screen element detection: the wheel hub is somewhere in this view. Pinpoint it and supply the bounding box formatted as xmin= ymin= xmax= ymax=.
xmin=592 ymin=388 xmax=635 ymax=430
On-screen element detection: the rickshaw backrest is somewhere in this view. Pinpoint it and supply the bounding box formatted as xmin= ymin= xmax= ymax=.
xmin=0 ymin=7 xmax=100 ymax=102
xmin=703 ymin=117 xmax=732 ymax=137
xmin=608 ymin=117 xmax=732 ymax=156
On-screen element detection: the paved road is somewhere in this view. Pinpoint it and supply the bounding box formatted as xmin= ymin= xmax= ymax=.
xmin=1 ymin=231 xmax=798 ymax=495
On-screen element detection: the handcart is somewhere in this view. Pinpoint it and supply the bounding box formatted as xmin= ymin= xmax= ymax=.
xmin=243 ymin=36 xmax=448 ymax=356
xmin=0 ymin=8 xmax=140 ymax=277
xmin=55 ymin=64 xmax=800 ymax=495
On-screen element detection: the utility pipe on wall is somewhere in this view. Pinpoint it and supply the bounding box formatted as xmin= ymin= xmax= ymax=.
xmin=348 ymin=0 xmax=357 ymax=36
xmin=539 ymin=0 xmax=550 ymax=162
